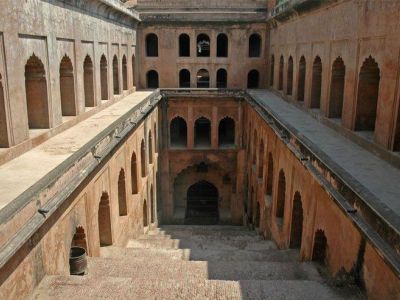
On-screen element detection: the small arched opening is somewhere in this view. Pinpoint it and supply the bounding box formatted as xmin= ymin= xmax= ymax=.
xmin=197 ymin=69 xmax=210 ymax=88
xmin=328 ymin=57 xmax=346 ymax=119
xmin=100 ymin=55 xmax=108 ymax=100
xmin=112 ymin=55 xmax=119 ymax=95
xmin=197 ymin=34 xmax=210 ymax=57
xmin=266 ymin=153 xmax=274 ymax=196
xmin=147 ymin=70 xmax=159 ymax=88
xmin=311 ymin=56 xmax=322 ymax=109
xmin=278 ymin=56 xmax=284 ymax=90
xmin=216 ymin=68 xmax=227 ymax=88
xmin=143 ymin=199 xmax=148 ymax=227
xmin=249 ymin=34 xmax=261 ymax=57
xmin=140 ymin=139 xmax=146 ymax=177
xmin=71 ymin=226 xmax=88 ymax=253
xmin=312 ymin=229 xmax=327 ymax=264
xmin=287 ymin=56 xmax=293 ymax=95
xmin=247 ymin=70 xmax=259 ymax=88
xmin=83 ymin=55 xmax=95 ymax=107
xmin=179 ymin=69 xmax=190 ymax=88
xmin=170 ymin=117 xmax=187 ymax=148
xmin=290 ymin=192 xmax=303 ymax=249
xmin=258 ymin=140 xmax=264 ymax=178
xmin=276 ymin=169 xmax=286 ymax=222
xmin=194 ymin=117 xmax=211 ymax=148
xmin=146 ymin=33 xmax=158 ymax=57
xmin=150 ymin=185 xmax=155 ymax=223
xmin=132 ymin=54 xmax=136 ymax=87
xmin=186 ymin=181 xmax=219 ymax=225
xmin=59 ymin=55 xmax=76 ymax=117
xmin=297 ymin=56 xmax=306 ymax=102
xmin=25 ymin=54 xmax=50 ymax=129
xmin=118 ymin=168 xmax=127 ymax=216
xmin=270 ymin=55 xmax=275 ymax=86
xmin=179 ymin=34 xmax=190 ymax=57
xmin=355 ymin=56 xmax=380 ymax=132
xmin=148 ymin=131 xmax=153 ymax=164
xmin=122 ymin=55 xmax=128 ymax=90
xmin=131 ymin=151 xmax=138 ymax=194
xmin=217 ymin=33 xmax=228 ymax=57
xmin=98 ymin=192 xmax=112 ymax=246
xmin=218 ymin=117 xmax=235 ymax=147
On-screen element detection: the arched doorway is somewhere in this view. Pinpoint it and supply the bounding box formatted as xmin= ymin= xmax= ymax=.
xmin=59 ymin=55 xmax=76 ymax=116
xmin=143 ymin=200 xmax=148 ymax=227
xmin=297 ymin=56 xmax=306 ymax=102
xmin=278 ymin=56 xmax=284 ymax=90
xmin=170 ymin=116 xmax=187 ymax=147
xmin=147 ymin=70 xmax=159 ymax=88
xmin=290 ymin=192 xmax=303 ymax=249
xmin=249 ymin=34 xmax=261 ymax=57
xmin=194 ymin=117 xmax=211 ymax=147
xmin=186 ymin=181 xmax=219 ymax=225
xmin=329 ymin=57 xmax=346 ymax=119
xmin=312 ymin=229 xmax=327 ymax=264
xmin=197 ymin=34 xmax=210 ymax=57
xmin=122 ymin=55 xmax=127 ymax=90
xmin=83 ymin=55 xmax=95 ymax=107
xmin=247 ymin=70 xmax=259 ymax=88
xmin=118 ymin=168 xmax=127 ymax=216
xmin=218 ymin=117 xmax=235 ymax=147
xmin=179 ymin=69 xmax=190 ymax=88
xmin=217 ymin=34 xmax=228 ymax=57
xmin=216 ymin=68 xmax=227 ymax=88
xmin=311 ymin=56 xmax=322 ymax=109
xmin=287 ymin=56 xmax=293 ymax=95
xmin=197 ymin=69 xmax=209 ymax=88
xmin=150 ymin=185 xmax=155 ymax=223
xmin=146 ymin=33 xmax=158 ymax=57
xmin=179 ymin=34 xmax=190 ymax=57
xmin=100 ymin=55 xmax=108 ymax=100
xmin=270 ymin=55 xmax=275 ymax=87
xmin=98 ymin=192 xmax=112 ymax=246
xmin=112 ymin=55 xmax=119 ymax=95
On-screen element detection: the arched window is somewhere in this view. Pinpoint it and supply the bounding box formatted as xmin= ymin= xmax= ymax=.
xmin=249 ymin=34 xmax=261 ymax=57
xmin=179 ymin=34 xmax=190 ymax=57
xmin=170 ymin=117 xmax=187 ymax=147
xmin=154 ymin=123 xmax=158 ymax=153
xmin=140 ymin=139 xmax=146 ymax=177
xmin=25 ymin=54 xmax=49 ymax=129
xmin=258 ymin=140 xmax=264 ymax=178
xmin=132 ymin=54 xmax=136 ymax=87
xmin=122 ymin=55 xmax=128 ymax=90
xmin=0 ymin=73 xmax=7 ymax=147
xmin=290 ymin=192 xmax=303 ymax=249
xmin=328 ymin=57 xmax=345 ymax=119
xmin=59 ymin=55 xmax=76 ymax=116
xmin=83 ymin=55 xmax=95 ymax=107
xmin=197 ymin=34 xmax=210 ymax=57
xmin=297 ymin=56 xmax=306 ymax=102
xmin=276 ymin=169 xmax=286 ymax=220
xmin=194 ymin=117 xmax=211 ymax=148
xmin=311 ymin=56 xmax=322 ymax=109
xmin=118 ymin=168 xmax=127 ymax=216
xmin=150 ymin=185 xmax=155 ymax=223
xmin=312 ymin=229 xmax=327 ymax=264
xmin=179 ymin=69 xmax=190 ymax=88
xmin=216 ymin=68 xmax=227 ymax=88
xmin=287 ymin=56 xmax=293 ymax=95
xmin=146 ymin=33 xmax=158 ymax=57
xmin=247 ymin=70 xmax=259 ymax=88
xmin=270 ymin=55 xmax=275 ymax=86
xmin=218 ymin=117 xmax=235 ymax=147
xmin=266 ymin=153 xmax=274 ymax=196
xmin=278 ymin=56 xmax=284 ymax=90
xmin=100 ymin=55 xmax=108 ymax=100
xmin=197 ymin=69 xmax=209 ymax=88
xmin=148 ymin=131 xmax=153 ymax=164
xmin=131 ymin=151 xmax=138 ymax=194
xmin=98 ymin=192 xmax=112 ymax=246
xmin=217 ymin=33 xmax=228 ymax=57
xmin=112 ymin=55 xmax=119 ymax=95
xmin=147 ymin=70 xmax=159 ymax=88
xmin=143 ymin=199 xmax=148 ymax=226
xmin=355 ymin=56 xmax=380 ymax=132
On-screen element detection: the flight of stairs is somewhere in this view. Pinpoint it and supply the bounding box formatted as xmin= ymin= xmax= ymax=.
xmin=31 ymin=225 xmax=363 ymax=299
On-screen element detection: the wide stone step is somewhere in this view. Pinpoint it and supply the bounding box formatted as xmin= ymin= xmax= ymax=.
xmin=160 ymin=225 xmax=258 ymax=237
xmin=31 ymin=276 xmax=360 ymax=300
xmin=87 ymin=257 xmax=323 ymax=281
xmin=99 ymin=246 xmax=190 ymax=260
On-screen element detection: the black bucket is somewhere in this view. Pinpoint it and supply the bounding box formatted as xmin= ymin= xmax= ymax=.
xmin=69 ymin=246 xmax=87 ymax=275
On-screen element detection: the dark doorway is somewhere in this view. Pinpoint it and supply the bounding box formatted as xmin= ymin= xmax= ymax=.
xmin=122 ymin=55 xmax=128 ymax=90
xmin=179 ymin=34 xmax=190 ymax=57
xmin=290 ymin=192 xmax=303 ymax=249
xmin=329 ymin=57 xmax=346 ymax=118
xmin=197 ymin=69 xmax=209 ymax=88
xmin=0 ymin=73 xmax=7 ymax=147
xmin=140 ymin=139 xmax=146 ymax=177
xmin=276 ymin=169 xmax=286 ymax=221
xmin=270 ymin=55 xmax=275 ymax=86
xmin=287 ymin=56 xmax=293 ymax=95
xmin=100 ymin=55 xmax=108 ymax=100
xmin=312 ymin=229 xmax=327 ymax=264
xmin=249 ymin=34 xmax=261 ymax=57
xmin=197 ymin=34 xmax=210 ymax=57
xmin=148 ymin=131 xmax=153 ymax=164
xmin=132 ymin=54 xmax=135 ymax=87
xmin=278 ymin=56 xmax=284 ymax=90
xmin=98 ymin=192 xmax=112 ymax=246
xmin=186 ymin=181 xmax=219 ymax=225
xmin=194 ymin=117 xmax=211 ymax=148
xmin=218 ymin=117 xmax=235 ymax=147
xmin=297 ymin=56 xmax=306 ymax=102
xmin=112 ymin=55 xmax=119 ymax=95
xmin=150 ymin=185 xmax=155 ymax=223
xmin=146 ymin=33 xmax=158 ymax=57
xmin=143 ymin=200 xmax=148 ymax=227
xmin=217 ymin=34 xmax=228 ymax=57
xmin=247 ymin=70 xmax=259 ymax=88
xmin=147 ymin=70 xmax=159 ymax=88
xmin=355 ymin=56 xmax=380 ymax=132
xmin=216 ymin=68 xmax=227 ymax=88
xmin=59 ymin=55 xmax=76 ymax=116
xmin=118 ymin=169 xmax=127 ymax=216
xmin=179 ymin=69 xmax=191 ymax=88
xmin=266 ymin=153 xmax=273 ymax=196
xmin=311 ymin=56 xmax=322 ymax=109
xmin=83 ymin=55 xmax=95 ymax=107
xmin=170 ymin=117 xmax=187 ymax=147
xmin=131 ymin=151 xmax=138 ymax=194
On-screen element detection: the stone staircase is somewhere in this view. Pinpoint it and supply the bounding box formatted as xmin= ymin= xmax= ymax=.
xmin=30 ymin=225 xmax=363 ymax=299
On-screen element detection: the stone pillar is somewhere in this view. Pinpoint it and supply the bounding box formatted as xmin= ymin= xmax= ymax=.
xmin=211 ymin=106 xmax=218 ymax=149
xmin=188 ymin=105 xmax=194 ymax=149
xmin=233 ymin=149 xmax=245 ymax=224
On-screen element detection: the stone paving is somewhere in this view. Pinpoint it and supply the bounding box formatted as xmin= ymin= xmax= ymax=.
xmin=248 ymin=90 xmax=400 ymax=229
xmin=30 ymin=225 xmax=363 ymax=299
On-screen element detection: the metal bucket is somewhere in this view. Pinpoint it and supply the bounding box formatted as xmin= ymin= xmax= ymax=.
xmin=69 ymin=246 xmax=87 ymax=275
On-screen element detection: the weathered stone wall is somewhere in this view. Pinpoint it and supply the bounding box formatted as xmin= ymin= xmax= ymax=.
xmin=268 ymin=0 xmax=400 ymax=152
xmin=0 ymin=0 xmax=137 ymax=149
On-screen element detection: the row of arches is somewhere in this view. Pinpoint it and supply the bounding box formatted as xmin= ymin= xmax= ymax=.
xmin=271 ymin=54 xmax=382 ymax=134
xmin=23 ymin=53 xmax=135 ymax=130
xmin=146 ymin=33 xmax=262 ymax=58
xmin=170 ymin=116 xmax=235 ymax=148
xmin=146 ymin=69 xmax=261 ymax=89
xmin=248 ymin=130 xmax=327 ymax=263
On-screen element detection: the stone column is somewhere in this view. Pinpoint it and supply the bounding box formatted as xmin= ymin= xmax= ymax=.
xmin=211 ymin=106 xmax=218 ymax=149
xmin=188 ymin=105 xmax=194 ymax=149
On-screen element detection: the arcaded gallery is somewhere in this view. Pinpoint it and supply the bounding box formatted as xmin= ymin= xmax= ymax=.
xmin=0 ymin=0 xmax=399 ymax=299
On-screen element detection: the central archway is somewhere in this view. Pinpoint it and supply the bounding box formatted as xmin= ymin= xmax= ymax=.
xmin=185 ymin=180 xmax=219 ymax=225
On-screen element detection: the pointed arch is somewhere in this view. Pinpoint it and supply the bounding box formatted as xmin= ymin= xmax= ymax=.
xmin=59 ymin=55 xmax=76 ymax=116
xmin=118 ymin=169 xmax=127 ymax=216
xmin=311 ymin=56 xmax=322 ymax=109
xmin=312 ymin=229 xmax=327 ymax=264
xmin=218 ymin=116 xmax=235 ymax=147
xmin=194 ymin=117 xmax=211 ymax=147
xmin=170 ymin=116 xmax=187 ymax=147
xmin=98 ymin=192 xmax=112 ymax=246
xmin=83 ymin=55 xmax=95 ymax=107
xmin=148 ymin=130 xmax=153 ymax=164
xmin=143 ymin=199 xmax=148 ymax=226
xmin=122 ymin=55 xmax=128 ymax=90
xmin=276 ymin=169 xmax=286 ymax=219
xmin=140 ymin=139 xmax=146 ymax=177
xmin=131 ymin=151 xmax=138 ymax=194
xmin=297 ymin=56 xmax=306 ymax=102
xmin=270 ymin=55 xmax=275 ymax=87
xmin=329 ymin=57 xmax=346 ymax=118
xmin=290 ymin=192 xmax=303 ymax=249
xmin=112 ymin=55 xmax=119 ymax=95
xmin=100 ymin=55 xmax=108 ymax=100
xmin=278 ymin=56 xmax=284 ymax=90
xmin=287 ymin=56 xmax=293 ymax=95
